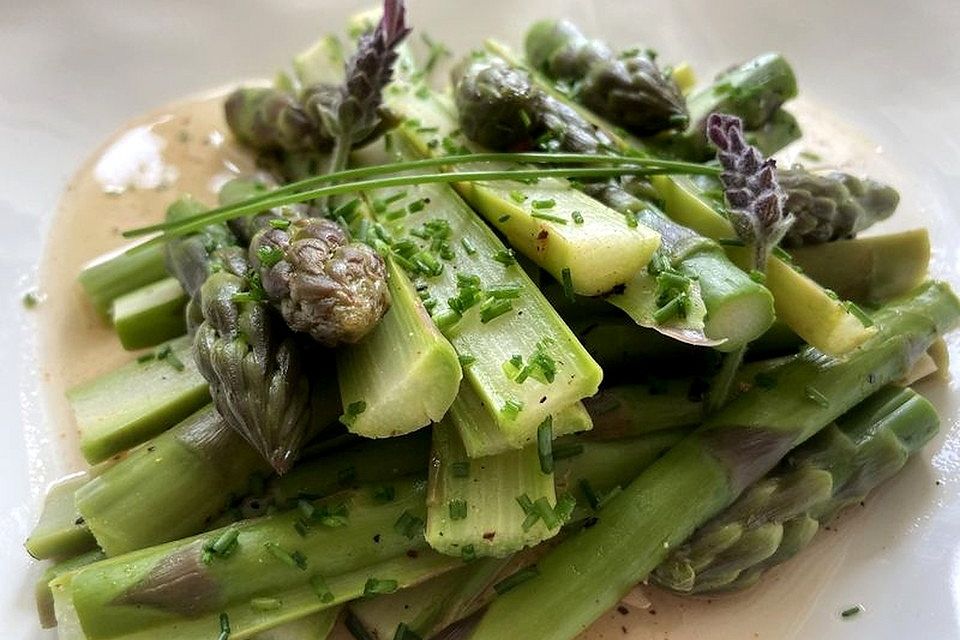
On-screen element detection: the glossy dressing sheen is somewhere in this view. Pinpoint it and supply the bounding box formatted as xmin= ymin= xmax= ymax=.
xmin=37 ymin=94 xmax=902 ymax=639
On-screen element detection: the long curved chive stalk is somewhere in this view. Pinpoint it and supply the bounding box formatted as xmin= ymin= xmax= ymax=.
xmin=123 ymin=161 xmax=717 ymax=241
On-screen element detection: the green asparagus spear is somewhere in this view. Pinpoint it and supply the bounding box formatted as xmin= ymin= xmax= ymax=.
xmin=192 ymin=251 xmax=316 ymax=474
xmin=788 ymin=229 xmax=930 ymax=304
xmin=654 ymin=386 xmax=939 ymax=593
xmin=664 ymin=53 xmax=800 ymax=160
xmin=585 ymin=180 xmax=775 ymax=350
xmin=36 ymin=550 xmax=105 ymax=629
xmin=468 ymin=282 xmax=960 ymax=640
xmin=425 ymin=420 xmax=559 ymax=558
xmin=60 ymin=478 xmax=460 ymax=640
xmin=78 ymin=241 xmax=168 ymax=319
xmin=69 ymin=336 xmax=210 ymax=464
xmin=110 ymin=277 xmax=188 ymax=350
xmin=743 ymin=109 xmax=802 ymax=157
xmin=583 ymin=381 xmax=704 ymax=439
xmin=75 ymin=406 xmax=269 ymax=556
xmin=26 ymin=473 xmax=98 ymax=561
xmin=336 ymin=200 xmax=462 ymax=438
xmin=524 ymin=19 xmax=688 ymax=135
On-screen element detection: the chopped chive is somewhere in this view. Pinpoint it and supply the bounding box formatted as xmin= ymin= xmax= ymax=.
xmin=841 ymin=605 xmax=863 ymax=619
xmin=373 ymin=485 xmax=396 ymax=503
xmin=537 ymin=417 xmax=554 ymax=474
xmin=516 ymin=493 xmax=534 ymax=514
xmin=340 ymin=400 xmax=368 ymax=426
xmin=532 ymin=496 xmax=560 ymax=530
xmin=363 ymin=577 xmax=399 ymax=597
xmin=408 ymin=198 xmax=428 ymax=213
xmin=749 ymin=269 xmax=766 ymax=284
xmin=211 ymin=528 xmax=240 ymax=556
xmin=492 ymin=248 xmax=516 ymax=266
xmin=256 ymin=245 xmax=285 ymax=268
xmin=333 ymin=198 xmax=362 ymax=220
xmin=554 ymin=493 xmax=577 ymax=524
xmin=451 ymin=461 xmax=471 ymax=478
xmin=250 ymin=597 xmax=282 ymax=611
xmin=521 ymin=510 xmax=541 ymax=532
xmin=509 ymin=190 xmax=527 ymax=204
xmin=825 ymin=288 xmax=840 ymax=301
xmin=432 ymin=309 xmax=462 ymax=332
xmin=578 ymin=478 xmax=601 ymax=510
xmin=393 ymin=623 xmax=424 ymax=640
xmin=461 ymin=544 xmax=477 ymax=562
xmin=551 ymin=442 xmax=585 ymax=460
xmin=480 ymin=298 xmax=514 ymax=323
xmin=561 ymin=267 xmax=575 ymax=302
xmin=488 ymin=284 xmax=522 ymax=299
xmin=458 ymin=354 xmax=476 ymax=367
xmin=717 ymin=237 xmax=746 ymax=247
xmin=653 ymin=293 xmax=688 ymax=324
xmin=449 ymin=499 xmax=468 ymax=521
xmin=624 ymin=211 xmax=638 ymax=228
xmin=269 ymin=218 xmax=291 ymax=229
xmin=461 ymin=237 xmax=477 ymax=255
xmin=493 ymin=565 xmax=540 ymax=595
xmin=845 ymin=301 xmax=875 ymax=327
xmin=393 ymin=510 xmax=425 ymax=539
xmin=772 ymin=246 xmax=792 ymax=261
xmin=531 ymin=211 xmax=568 ymax=224
xmin=136 ymin=353 xmax=156 ymax=364
xmin=498 ymin=214 xmax=511 ymax=223
xmin=218 ymin=612 xmax=231 ymax=640
xmin=571 ymin=210 xmax=584 ymax=224
xmin=155 ymin=344 xmax=185 ymax=372
xmin=531 ymin=198 xmax=556 ymax=210
xmin=263 ymin=542 xmax=306 ymax=570
xmin=804 ymin=385 xmax=830 ymax=408
xmin=310 ymin=574 xmax=335 ymax=603
xmin=500 ymin=399 xmax=523 ymax=420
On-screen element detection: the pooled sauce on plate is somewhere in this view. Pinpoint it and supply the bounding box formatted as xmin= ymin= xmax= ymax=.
xmin=35 ymin=92 xmax=922 ymax=639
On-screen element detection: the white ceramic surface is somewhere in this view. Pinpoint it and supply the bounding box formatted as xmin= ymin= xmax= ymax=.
xmin=4 ymin=1 xmax=960 ymax=638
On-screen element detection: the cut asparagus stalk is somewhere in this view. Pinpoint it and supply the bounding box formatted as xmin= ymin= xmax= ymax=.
xmin=76 ymin=369 xmax=341 ymax=556
xmin=351 ymin=430 xmax=689 ymax=638
xmin=353 ymin=142 xmax=602 ymax=453
xmin=385 ymin=88 xmax=661 ymax=297
xmin=60 ymin=478 xmax=461 ymax=640
xmin=36 ymin=550 xmax=105 ymax=629
xmin=468 ymin=282 xmax=960 ymax=640
xmin=69 ymin=336 xmax=210 ymax=464
xmin=26 ymin=472 xmax=98 ymax=561
xmin=425 ymin=420 xmax=558 ymax=558
xmin=582 ymin=382 xmax=704 ymax=439
xmin=78 ymin=241 xmax=168 ymax=319
xmin=586 ymin=180 xmax=775 ymax=350
xmin=110 ymin=277 xmax=188 ymax=350
xmin=338 ymin=236 xmax=462 ymax=439
xmin=788 ymin=229 xmax=930 ymax=304
xmin=654 ymin=386 xmax=940 ymax=594
xmin=485 ymin=41 xmax=873 ymax=357
xmin=448 ymin=379 xmax=591 ymax=457
xmin=75 ymin=406 xmax=268 ymax=556
xmin=652 ymin=174 xmax=876 ymax=355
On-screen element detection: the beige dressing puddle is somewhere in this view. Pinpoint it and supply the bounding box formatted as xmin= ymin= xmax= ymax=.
xmin=35 ymin=93 xmax=916 ymax=639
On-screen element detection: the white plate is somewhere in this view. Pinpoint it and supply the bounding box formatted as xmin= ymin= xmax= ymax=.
xmin=4 ymin=1 xmax=960 ymax=638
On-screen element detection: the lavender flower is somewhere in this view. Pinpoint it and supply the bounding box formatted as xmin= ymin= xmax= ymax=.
xmin=707 ymin=113 xmax=793 ymax=270
xmin=319 ymin=0 xmax=411 ymax=172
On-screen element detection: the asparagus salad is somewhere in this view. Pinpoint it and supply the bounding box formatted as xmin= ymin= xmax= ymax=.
xmin=26 ymin=2 xmax=959 ymax=639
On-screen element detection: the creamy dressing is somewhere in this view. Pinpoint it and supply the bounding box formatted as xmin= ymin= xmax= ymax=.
xmin=35 ymin=93 xmax=917 ymax=639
